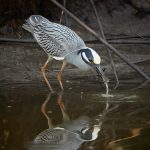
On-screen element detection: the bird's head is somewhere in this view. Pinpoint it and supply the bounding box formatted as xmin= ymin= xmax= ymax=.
xmin=76 ymin=125 xmax=100 ymax=141
xmin=78 ymin=48 xmax=108 ymax=83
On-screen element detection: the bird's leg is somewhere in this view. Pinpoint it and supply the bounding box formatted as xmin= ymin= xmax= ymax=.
xmin=41 ymin=56 xmax=53 ymax=92
xmin=57 ymin=60 xmax=67 ymax=90
xmin=41 ymin=92 xmax=54 ymax=128
xmin=57 ymin=91 xmax=70 ymax=123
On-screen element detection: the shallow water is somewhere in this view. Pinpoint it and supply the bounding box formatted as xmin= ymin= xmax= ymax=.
xmin=0 ymin=82 xmax=150 ymax=150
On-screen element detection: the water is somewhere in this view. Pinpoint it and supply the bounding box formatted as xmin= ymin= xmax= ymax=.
xmin=102 ymin=82 xmax=114 ymax=98
xmin=0 ymin=82 xmax=150 ymax=150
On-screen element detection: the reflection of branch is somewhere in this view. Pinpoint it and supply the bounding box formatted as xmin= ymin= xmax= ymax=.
xmin=89 ymin=0 xmax=119 ymax=89
xmin=127 ymin=106 xmax=150 ymax=117
xmin=50 ymin=0 xmax=150 ymax=81
xmin=96 ymin=102 xmax=119 ymax=128
xmin=109 ymin=128 xmax=141 ymax=147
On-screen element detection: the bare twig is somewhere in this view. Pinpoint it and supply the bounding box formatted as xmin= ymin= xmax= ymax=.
xmin=59 ymin=0 xmax=67 ymax=24
xmin=59 ymin=9 xmax=64 ymax=24
xmin=89 ymin=0 xmax=119 ymax=89
xmin=133 ymin=58 xmax=150 ymax=64
xmin=50 ymin=0 xmax=150 ymax=81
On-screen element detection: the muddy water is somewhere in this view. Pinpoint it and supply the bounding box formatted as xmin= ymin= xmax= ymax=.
xmin=0 ymin=82 xmax=150 ymax=150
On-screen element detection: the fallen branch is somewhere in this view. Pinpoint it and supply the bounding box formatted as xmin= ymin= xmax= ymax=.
xmin=50 ymin=0 xmax=150 ymax=81
xmin=1 ymin=38 xmax=150 ymax=45
xmin=107 ymin=35 xmax=150 ymax=40
xmin=86 ymin=40 xmax=150 ymax=44
xmin=132 ymin=80 xmax=149 ymax=90
xmin=133 ymin=58 xmax=150 ymax=64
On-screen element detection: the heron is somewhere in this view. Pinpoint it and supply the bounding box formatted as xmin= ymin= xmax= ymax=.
xmin=23 ymin=15 xmax=108 ymax=91
xmin=30 ymin=91 xmax=100 ymax=150
xmin=29 ymin=117 xmax=100 ymax=150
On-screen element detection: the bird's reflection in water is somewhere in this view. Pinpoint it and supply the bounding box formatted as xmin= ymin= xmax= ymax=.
xmin=29 ymin=91 xmax=114 ymax=150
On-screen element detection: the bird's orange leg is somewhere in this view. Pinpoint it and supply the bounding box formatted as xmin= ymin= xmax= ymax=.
xmin=41 ymin=92 xmax=54 ymax=128
xmin=41 ymin=57 xmax=53 ymax=92
xmin=57 ymin=60 xmax=67 ymax=90
xmin=57 ymin=91 xmax=70 ymax=122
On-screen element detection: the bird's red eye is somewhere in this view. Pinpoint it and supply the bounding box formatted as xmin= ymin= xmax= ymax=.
xmin=89 ymin=59 xmax=94 ymax=63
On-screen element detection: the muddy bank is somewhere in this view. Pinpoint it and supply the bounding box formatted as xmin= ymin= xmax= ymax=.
xmin=0 ymin=42 xmax=149 ymax=83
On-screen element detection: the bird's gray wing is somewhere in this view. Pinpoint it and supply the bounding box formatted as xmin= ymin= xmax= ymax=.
xmin=30 ymin=128 xmax=83 ymax=150
xmin=34 ymin=25 xmax=67 ymax=58
xmin=24 ymin=15 xmax=86 ymax=58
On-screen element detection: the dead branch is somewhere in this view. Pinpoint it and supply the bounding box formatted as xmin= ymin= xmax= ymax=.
xmin=1 ymin=38 xmax=150 ymax=45
xmin=59 ymin=0 xmax=67 ymax=24
xmin=86 ymin=40 xmax=150 ymax=44
xmin=0 ymin=38 xmax=35 ymax=43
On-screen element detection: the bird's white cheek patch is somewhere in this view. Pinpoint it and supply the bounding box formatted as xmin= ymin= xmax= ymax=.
xmin=82 ymin=52 xmax=90 ymax=63
xmin=93 ymin=57 xmax=101 ymax=64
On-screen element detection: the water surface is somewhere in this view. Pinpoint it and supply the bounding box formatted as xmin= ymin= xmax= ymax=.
xmin=0 ymin=82 xmax=150 ymax=150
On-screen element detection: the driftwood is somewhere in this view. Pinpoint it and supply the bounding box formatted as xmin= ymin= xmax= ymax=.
xmin=50 ymin=0 xmax=150 ymax=81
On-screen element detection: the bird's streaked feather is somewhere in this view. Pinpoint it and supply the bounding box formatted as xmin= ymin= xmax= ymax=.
xmin=23 ymin=15 xmax=86 ymax=58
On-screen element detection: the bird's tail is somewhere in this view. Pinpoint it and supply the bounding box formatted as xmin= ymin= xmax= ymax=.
xmin=22 ymin=18 xmax=34 ymax=33
xmin=22 ymin=22 xmax=33 ymax=33
xmin=22 ymin=15 xmax=49 ymax=33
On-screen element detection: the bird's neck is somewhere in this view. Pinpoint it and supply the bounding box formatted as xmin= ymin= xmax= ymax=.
xmin=65 ymin=52 xmax=91 ymax=71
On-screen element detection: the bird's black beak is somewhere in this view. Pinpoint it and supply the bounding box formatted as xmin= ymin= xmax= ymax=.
xmin=95 ymin=64 xmax=108 ymax=84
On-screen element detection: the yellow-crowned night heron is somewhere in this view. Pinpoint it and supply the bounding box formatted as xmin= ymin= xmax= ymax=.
xmin=23 ymin=15 xmax=107 ymax=91
xmin=29 ymin=116 xmax=100 ymax=150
